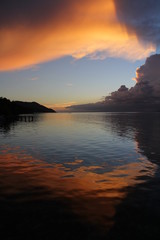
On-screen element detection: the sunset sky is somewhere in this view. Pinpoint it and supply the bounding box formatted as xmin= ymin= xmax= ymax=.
xmin=0 ymin=0 xmax=159 ymax=111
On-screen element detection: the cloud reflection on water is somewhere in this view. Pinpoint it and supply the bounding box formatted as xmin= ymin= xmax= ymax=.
xmin=0 ymin=144 xmax=156 ymax=232
xmin=0 ymin=112 xmax=160 ymax=239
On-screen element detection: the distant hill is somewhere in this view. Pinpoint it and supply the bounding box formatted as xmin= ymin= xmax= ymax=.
xmin=0 ymin=97 xmax=56 ymax=115
xmin=14 ymin=101 xmax=56 ymax=113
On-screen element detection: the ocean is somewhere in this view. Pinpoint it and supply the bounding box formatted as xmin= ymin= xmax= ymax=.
xmin=0 ymin=112 xmax=160 ymax=239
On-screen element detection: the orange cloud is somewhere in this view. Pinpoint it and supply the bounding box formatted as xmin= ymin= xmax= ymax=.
xmin=0 ymin=0 xmax=155 ymax=71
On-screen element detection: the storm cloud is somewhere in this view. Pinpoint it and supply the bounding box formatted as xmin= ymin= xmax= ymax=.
xmin=114 ymin=0 xmax=160 ymax=46
xmin=0 ymin=0 xmax=158 ymax=71
xmin=68 ymin=54 xmax=160 ymax=112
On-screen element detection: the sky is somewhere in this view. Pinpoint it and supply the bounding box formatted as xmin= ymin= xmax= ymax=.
xmin=0 ymin=0 xmax=160 ymax=111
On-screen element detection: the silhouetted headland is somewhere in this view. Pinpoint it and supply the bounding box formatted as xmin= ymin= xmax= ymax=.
xmin=0 ymin=97 xmax=56 ymax=117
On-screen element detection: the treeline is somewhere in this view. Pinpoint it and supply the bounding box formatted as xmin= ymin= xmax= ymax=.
xmin=0 ymin=97 xmax=55 ymax=116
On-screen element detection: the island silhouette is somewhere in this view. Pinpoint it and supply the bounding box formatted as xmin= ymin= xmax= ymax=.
xmin=0 ymin=97 xmax=56 ymax=116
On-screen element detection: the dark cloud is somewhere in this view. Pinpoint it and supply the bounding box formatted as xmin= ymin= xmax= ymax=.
xmin=134 ymin=54 xmax=160 ymax=96
xmin=68 ymin=54 xmax=160 ymax=112
xmin=0 ymin=0 xmax=76 ymax=28
xmin=113 ymin=0 xmax=160 ymax=46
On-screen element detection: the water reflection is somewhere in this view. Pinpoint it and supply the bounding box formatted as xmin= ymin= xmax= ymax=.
xmin=0 ymin=116 xmax=18 ymax=134
xmin=104 ymin=113 xmax=160 ymax=239
xmin=0 ymin=114 xmax=40 ymax=135
xmin=0 ymin=113 xmax=160 ymax=239
xmin=104 ymin=112 xmax=160 ymax=164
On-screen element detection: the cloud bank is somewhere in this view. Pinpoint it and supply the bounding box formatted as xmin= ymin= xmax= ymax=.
xmin=0 ymin=0 xmax=158 ymax=71
xmin=68 ymin=54 xmax=160 ymax=112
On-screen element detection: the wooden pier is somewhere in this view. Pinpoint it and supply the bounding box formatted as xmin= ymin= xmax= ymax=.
xmin=17 ymin=115 xmax=34 ymax=122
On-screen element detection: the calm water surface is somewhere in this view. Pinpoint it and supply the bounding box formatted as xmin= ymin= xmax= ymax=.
xmin=0 ymin=112 xmax=160 ymax=239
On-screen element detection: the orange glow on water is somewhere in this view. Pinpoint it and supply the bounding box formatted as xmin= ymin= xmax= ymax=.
xmin=0 ymin=146 xmax=156 ymax=229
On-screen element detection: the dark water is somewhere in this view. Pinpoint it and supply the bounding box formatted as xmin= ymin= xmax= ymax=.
xmin=0 ymin=113 xmax=160 ymax=239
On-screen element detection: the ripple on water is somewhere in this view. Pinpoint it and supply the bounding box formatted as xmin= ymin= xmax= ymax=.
xmin=0 ymin=112 xmax=159 ymax=237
